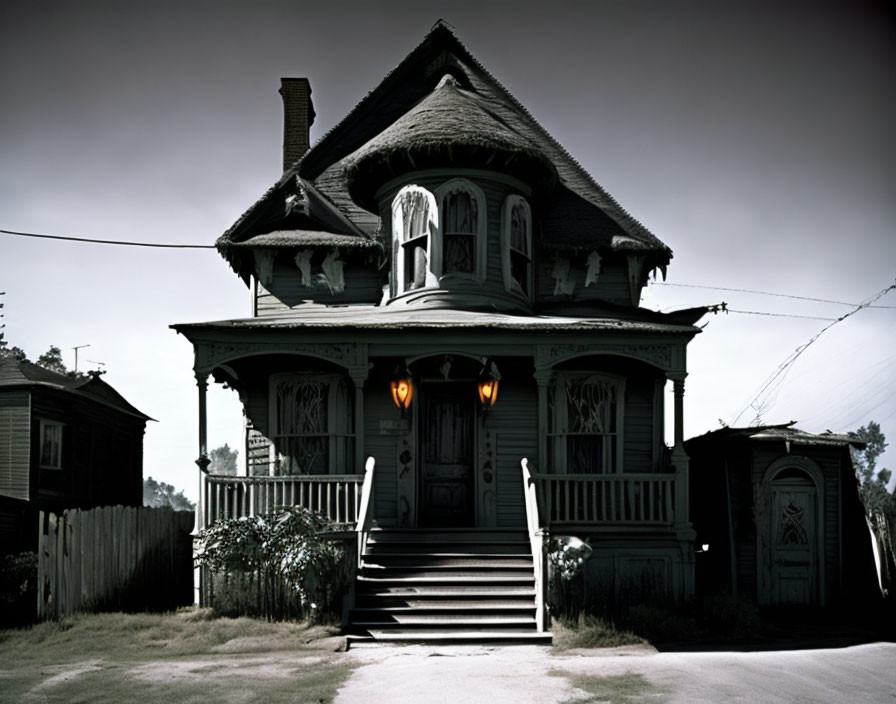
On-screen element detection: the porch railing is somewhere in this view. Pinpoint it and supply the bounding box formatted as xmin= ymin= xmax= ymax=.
xmin=533 ymin=472 xmax=676 ymax=526
xmin=204 ymin=474 xmax=365 ymax=527
xmin=521 ymin=458 xmax=548 ymax=632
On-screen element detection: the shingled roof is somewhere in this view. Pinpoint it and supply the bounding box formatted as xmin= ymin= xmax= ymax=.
xmin=344 ymin=74 xmax=557 ymax=206
xmin=0 ymin=358 xmax=152 ymax=420
xmin=218 ymin=22 xmax=672 ymax=272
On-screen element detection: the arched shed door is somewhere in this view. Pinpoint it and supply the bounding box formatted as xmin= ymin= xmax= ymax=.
xmin=757 ymin=461 xmax=824 ymax=607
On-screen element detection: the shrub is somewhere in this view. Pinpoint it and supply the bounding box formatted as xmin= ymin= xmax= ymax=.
xmin=195 ymin=507 xmax=351 ymax=622
xmin=0 ymin=552 xmax=38 ymax=626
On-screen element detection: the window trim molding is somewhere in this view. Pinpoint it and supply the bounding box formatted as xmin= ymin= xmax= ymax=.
xmin=548 ymin=372 xmax=625 ymax=475
xmin=501 ymin=194 xmax=533 ymax=299
xmin=392 ymin=184 xmax=439 ymax=296
xmin=38 ymin=418 xmax=64 ymax=471
xmin=433 ymin=178 xmax=487 ymax=282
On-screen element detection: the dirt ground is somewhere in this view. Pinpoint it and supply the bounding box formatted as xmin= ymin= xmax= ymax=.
xmin=336 ymin=641 xmax=896 ymax=704
xmin=2 ymin=612 xmax=894 ymax=704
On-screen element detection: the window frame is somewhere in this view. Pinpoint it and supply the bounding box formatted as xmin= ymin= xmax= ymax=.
xmin=38 ymin=419 xmax=64 ymax=471
xmin=392 ymin=185 xmax=438 ymax=295
xmin=548 ymin=373 xmax=625 ymax=475
xmin=501 ymin=195 xmax=533 ymax=298
xmin=433 ymin=178 xmax=487 ymax=282
xmin=267 ymin=373 xmax=354 ymax=476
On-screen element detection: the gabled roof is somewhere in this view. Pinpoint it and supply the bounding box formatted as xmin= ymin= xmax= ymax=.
xmin=0 ymin=358 xmax=153 ymax=421
xmin=218 ymin=22 xmax=671 ymax=268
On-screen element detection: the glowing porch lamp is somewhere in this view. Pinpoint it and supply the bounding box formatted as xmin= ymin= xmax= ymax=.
xmin=390 ymin=363 xmax=414 ymax=412
xmin=477 ymin=358 xmax=501 ymax=411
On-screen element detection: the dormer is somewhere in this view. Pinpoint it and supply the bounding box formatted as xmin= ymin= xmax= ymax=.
xmin=344 ymin=74 xmax=555 ymax=311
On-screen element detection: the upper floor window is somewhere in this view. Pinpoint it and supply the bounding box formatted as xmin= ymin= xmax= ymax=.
xmin=392 ymin=185 xmax=438 ymax=293
xmin=269 ymin=373 xmax=353 ymax=475
xmin=548 ymin=373 xmax=624 ymax=474
xmin=39 ymin=419 xmax=64 ymax=470
xmin=434 ymin=179 xmax=487 ymax=280
xmin=501 ymin=195 xmax=532 ymax=297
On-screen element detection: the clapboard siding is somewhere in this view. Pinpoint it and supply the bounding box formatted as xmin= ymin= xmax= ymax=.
xmin=257 ymin=260 xmax=383 ymax=315
xmin=488 ymin=380 xmax=537 ymax=528
xmin=536 ymin=259 xmax=632 ymax=306
xmin=366 ymin=392 xmax=399 ymax=524
xmin=0 ymin=393 xmax=31 ymax=501
xmin=623 ymin=377 xmax=655 ymax=473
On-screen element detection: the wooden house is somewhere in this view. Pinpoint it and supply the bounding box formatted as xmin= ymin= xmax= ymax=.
xmin=0 ymin=358 xmax=151 ymax=555
xmin=172 ymin=23 xmax=710 ymax=641
xmin=685 ymin=424 xmax=880 ymax=611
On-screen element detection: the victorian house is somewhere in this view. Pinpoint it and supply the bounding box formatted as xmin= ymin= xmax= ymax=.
xmin=173 ymin=23 xmax=709 ymax=641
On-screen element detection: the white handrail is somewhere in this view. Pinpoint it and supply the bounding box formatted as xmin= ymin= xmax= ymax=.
xmin=356 ymin=457 xmax=376 ymax=569
xmin=521 ymin=457 xmax=548 ymax=632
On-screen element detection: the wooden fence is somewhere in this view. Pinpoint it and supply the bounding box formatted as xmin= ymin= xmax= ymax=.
xmin=37 ymin=505 xmax=194 ymax=620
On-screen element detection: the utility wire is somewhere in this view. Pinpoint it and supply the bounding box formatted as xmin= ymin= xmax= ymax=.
xmin=1 ymin=228 xmax=215 ymax=249
xmin=731 ymin=280 xmax=896 ymax=427
xmin=725 ymin=309 xmax=838 ymax=321
xmin=650 ymin=280 xmax=896 ymax=309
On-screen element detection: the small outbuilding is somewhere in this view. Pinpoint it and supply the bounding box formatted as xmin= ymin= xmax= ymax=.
xmin=686 ymin=423 xmax=879 ymax=610
xmin=0 ymin=358 xmax=152 ymax=555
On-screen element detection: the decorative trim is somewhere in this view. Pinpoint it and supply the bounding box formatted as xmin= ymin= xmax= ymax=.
xmin=535 ymin=343 xmax=674 ymax=371
xmin=195 ymin=341 xmax=366 ymax=374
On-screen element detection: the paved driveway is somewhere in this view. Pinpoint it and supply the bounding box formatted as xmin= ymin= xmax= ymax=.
xmin=336 ymin=642 xmax=896 ymax=703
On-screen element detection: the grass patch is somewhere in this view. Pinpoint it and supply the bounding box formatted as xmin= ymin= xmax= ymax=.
xmin=553 ymin=670 xmax=661 ymax=704
xmin=552 ymin=613 xmax=648 ymax=651
xmin=0 ymin=608 xmax=353 ymax=703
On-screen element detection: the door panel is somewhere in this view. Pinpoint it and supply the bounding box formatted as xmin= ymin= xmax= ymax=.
xmin=420 ymin=383 xmax=474 ymax=526
xmin=771 ymin=483 xmax=817 ymax=605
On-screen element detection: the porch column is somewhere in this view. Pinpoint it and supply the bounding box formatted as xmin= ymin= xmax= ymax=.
xmin=669 ymin=373 xmax=692 ymax=530
xmin=194 ymin=370 xmax=211 ymax=606
xmin=348 ymin=366 xmax=369 ymax=473
xmin=534 ymin=370 xmax=552 ymax=473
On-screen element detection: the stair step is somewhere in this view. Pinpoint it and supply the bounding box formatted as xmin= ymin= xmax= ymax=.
xmin=358 ymin=586 xmax=537 ymax=598
xmin=346 ymin=630 xmax=552 ymax=647
xmin=365 ymin=543 xmax=530 ymax=555
xmin=367 ymin=531 xmax=527 ymax=544
xmin=352 ymin=614 xmax=536 ymax=627
xmin=364 ymin=552 xmax=533 ymax=559
xmin=357 ymin=573 xmax=535 ymax=584
xmin=362 ymin=558 xmax=534 ymax=570
xmin=352 ymin=601 xmax=536 ymax=612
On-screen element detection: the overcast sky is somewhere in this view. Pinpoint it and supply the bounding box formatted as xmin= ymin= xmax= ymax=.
xmin=2 ymin=0 xmax=894 ymax=499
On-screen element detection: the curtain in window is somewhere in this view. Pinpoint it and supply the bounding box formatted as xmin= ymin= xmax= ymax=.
xmin=442 ymin=190 xmax=476 ymax=274
xmin=275 ymin=379 xmax=328 ymax=475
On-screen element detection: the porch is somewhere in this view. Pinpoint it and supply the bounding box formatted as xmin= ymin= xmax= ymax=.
xmin=201 ymin=466 xmax=682 ymax=531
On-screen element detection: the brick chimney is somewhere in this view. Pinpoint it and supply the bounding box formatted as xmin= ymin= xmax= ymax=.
xmin=279 ymin=77 xmax=316 ymax=172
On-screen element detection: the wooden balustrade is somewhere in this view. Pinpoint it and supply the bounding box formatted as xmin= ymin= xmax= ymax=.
xmin=521 ymin=458 xmax=548 ymax=632
xmin=533 ymin=472 xmax=676 ymax=526
xmin=204 ymin=474 xmax=364 ymax=526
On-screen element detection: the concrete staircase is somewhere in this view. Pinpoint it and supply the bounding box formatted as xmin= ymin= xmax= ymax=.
xmin=347 ymin=529 xmax=551 ymax=646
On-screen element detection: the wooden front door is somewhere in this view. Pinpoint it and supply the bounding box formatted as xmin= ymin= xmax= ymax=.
xmin=770 ymin=479 xmax=818 ymax=605
xmin=420 ymin=382 xmax=474 ymax=526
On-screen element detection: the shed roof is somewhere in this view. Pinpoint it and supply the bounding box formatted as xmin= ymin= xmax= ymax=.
xmin=685 ymin=422 xmax=864 ymax=450
xmin=0 ymin=358 xmax=153 ymax=421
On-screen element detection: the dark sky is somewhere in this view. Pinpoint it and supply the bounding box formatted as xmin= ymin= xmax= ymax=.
xmin=2 ymin=1 xmax=894 ymax=493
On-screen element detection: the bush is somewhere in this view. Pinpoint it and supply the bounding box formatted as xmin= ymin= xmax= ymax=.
xmin=0 ymin=552 xmax=38 ymax=627
xmin=195 ymin=507 xmax=351 ymax=622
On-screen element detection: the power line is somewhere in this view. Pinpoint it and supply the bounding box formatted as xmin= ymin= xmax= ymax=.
xmin=1 ymin=228 xmax=215 ymax=249
xmin=650 ymin=281 xmax=896 ymax=309
xmin=731 ymin=279 xmax=896 ymax=426
xmin=726 ymin=309 xmax=838 ymax=321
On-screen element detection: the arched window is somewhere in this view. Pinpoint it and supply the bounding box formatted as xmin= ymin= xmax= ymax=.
xmin=392 ymin=185 xmax=438 ymax=294
xmin=501 ymin=195 xmax=532 ymax=297
xmin=435 ymin=179 xmax=487 ymax=281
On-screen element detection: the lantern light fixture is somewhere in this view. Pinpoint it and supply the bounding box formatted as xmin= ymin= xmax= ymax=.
xmin=390 ymin=362 xmax=414 ymax=412
xmin=477 ymin=358 xmax=501 ymax=411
